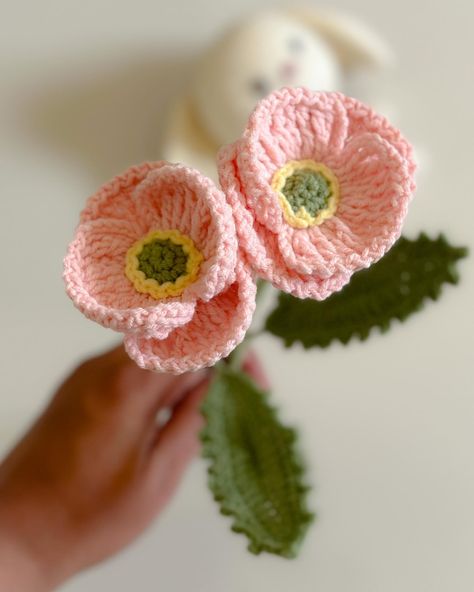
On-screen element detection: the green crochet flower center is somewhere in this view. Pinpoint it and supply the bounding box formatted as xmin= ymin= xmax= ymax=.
xmin=282 ymin=169 xmax=332 ymax=217
xmin=137 ymin=239 xmax=189 ymax=284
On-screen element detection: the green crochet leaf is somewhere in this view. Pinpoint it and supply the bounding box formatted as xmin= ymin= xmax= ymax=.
xmin=200 ymin=367 xmax=314 ymax=558
xmin=265 ymin=233 xmax=468 ymax=348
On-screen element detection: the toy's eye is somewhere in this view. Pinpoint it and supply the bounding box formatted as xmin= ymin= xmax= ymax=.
xmin=288 ymin=37 xmax=305 ymax=52
xmin=250 ymin=77 xmax=270 ymax=98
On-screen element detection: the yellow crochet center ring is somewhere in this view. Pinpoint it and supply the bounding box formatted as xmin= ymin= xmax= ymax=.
xmin=125 ymin=229 xmax=203 ymax=300
xmin=272 ymin=160 xmax=340 ymax=229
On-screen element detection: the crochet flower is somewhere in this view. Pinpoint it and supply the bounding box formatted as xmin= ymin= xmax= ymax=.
xmin=124 ymin=262 xmax=256 ymax=373
xmin=64 ymin=162 xmax=255 ymax=373
xmin=218 ymin=87 xmax=416 ymax=299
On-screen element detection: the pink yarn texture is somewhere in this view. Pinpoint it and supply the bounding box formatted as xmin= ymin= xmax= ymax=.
xmin=218 ymin=87 xmax=417 ymax=299
xmin=64 ymin=162 xmax=255 ymax=373
xmin=64 ymin=88 xmax=416 ymax=372
xmin=125 ymin=262 xmax=256 ymax=373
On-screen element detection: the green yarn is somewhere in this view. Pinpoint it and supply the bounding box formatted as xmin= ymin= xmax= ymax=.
xmin=282 ymin=169 xmax=331 ymax=216
xmin=137 ymin=239 xmax=188 ymax=284
xmin=201 ymin=367 xmax=314 ymax=558
xmin=265 ymin=233 xmax=468 ymax=348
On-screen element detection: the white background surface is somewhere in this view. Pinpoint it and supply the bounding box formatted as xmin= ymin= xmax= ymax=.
xmin=1 ymin=1 xmax=473 ymax=590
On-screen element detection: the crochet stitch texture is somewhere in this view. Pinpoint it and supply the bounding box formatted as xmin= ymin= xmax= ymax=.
xmin=125 ymin=229 xmax=204 ymax=299
xmin=218 ymin=87 xmax=416 ymax=300
xmin=64 ymin=162 xmax=255 ymax=373
xmin=64 ymin=87 xmax=416 ymax=372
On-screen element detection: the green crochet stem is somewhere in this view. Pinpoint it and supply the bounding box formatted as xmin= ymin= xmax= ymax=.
xmin=282 ymin=169 xmax=331 ymax=216
xmin=137 ymin=238 xmax=188 ymax=284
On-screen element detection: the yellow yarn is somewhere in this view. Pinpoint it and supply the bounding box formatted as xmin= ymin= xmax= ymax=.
xmin=125 ymin=229 xmax=203 ymax=299
xmin=271 ymin=160 xmax=340 ymax=229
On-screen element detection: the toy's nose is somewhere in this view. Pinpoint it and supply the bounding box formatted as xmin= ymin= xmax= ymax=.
xmin=280 ymin=62 xmax=297 ymax=81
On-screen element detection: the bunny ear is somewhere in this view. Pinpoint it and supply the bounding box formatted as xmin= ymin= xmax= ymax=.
xmin=289 ymin=8 xmax=395 ymax=69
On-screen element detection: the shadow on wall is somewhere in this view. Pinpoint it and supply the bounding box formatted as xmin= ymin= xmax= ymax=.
xmin=22 ymin=49 xmax=192 ymax=185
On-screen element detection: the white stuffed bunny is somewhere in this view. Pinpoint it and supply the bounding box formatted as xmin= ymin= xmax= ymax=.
xmin=161 ymin=9 xmax=394 ymax=180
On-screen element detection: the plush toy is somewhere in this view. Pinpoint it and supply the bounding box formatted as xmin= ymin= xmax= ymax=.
xmin=161 ymin=9 xmax=394 ymax=179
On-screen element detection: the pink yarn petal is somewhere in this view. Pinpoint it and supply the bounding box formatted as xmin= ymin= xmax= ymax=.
xmin=218 ymin=143 xmax=277 ymax=271
xmin=242 ymin=87 xmax=349 ymax=170
xmin=220 ymin=141 xmax=348 ymax=295
xmin=271 ymin=267 xmax=351 ymax=300
xmin=64 ymin=218 xmax=195 ymax=336
xmin=130 ymin=164 xmax=237 ymax=302
xmin=232 ymin=89 xmax=349 ymax=233
xmin=288 ymin=132 xmax=413 ymax=275
xmin=218 ymin=88 xmax=416 ymax=300
xmin=277 ymin=225 xmax=344 ymax=277
xmin=80 ymin=162 xmax=168 ymax=226
xmin=328 ymin=132 xmax=412 ymax=265
xmin=341 ymin=94 xmax=416 ymax=188
xmin=240 ymin=229 xmax=351 ymax=300
xmin=124 ymin=264 xmax=256 ymax=374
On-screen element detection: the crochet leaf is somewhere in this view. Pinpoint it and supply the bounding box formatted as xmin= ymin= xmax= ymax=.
xmin=265 ymin=234 xmax=468 ymax=348
xmin=200 ymin=367 xmax=314 ymax=558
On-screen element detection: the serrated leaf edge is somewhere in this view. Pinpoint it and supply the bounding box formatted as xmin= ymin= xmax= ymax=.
xmin=200 ymin=369 xmax=315 ymax=558
xmin=271 ymin=233 xmax=468 ymax=350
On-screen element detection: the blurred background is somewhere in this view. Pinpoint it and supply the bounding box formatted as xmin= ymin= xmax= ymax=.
xmin=0 ymin=0 xmax=473 ymax=590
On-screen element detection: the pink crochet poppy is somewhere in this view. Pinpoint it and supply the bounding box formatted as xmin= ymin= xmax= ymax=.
xmin=124 ymin=262 xmax=256 ymax=373
xmin=218 ymin=87 xmax=416 ymax=299
xmin=64 ymin=162 xmax=255 ymax=372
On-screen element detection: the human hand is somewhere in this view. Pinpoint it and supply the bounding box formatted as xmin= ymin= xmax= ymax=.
xmin=0 ymin=344 xmax=211 ymax=591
